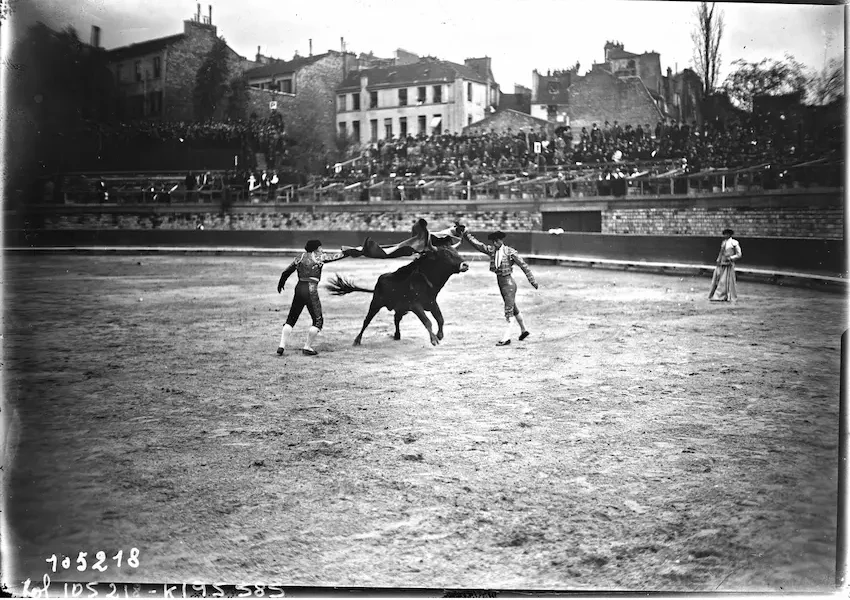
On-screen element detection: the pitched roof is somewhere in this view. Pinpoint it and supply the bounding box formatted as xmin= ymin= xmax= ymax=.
xmin=244 ymin=53 xmax=329 ymax=79
xmin=337 ymin=59 xmax=487 ymax=91
xmin=463 ymin=109 xmax=552 ymax=133
xmin=107 ymin=33 xmax=186 ymax=61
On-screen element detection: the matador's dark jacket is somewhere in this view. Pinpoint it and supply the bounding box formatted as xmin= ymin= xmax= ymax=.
xmin=278 ymin=250 xmax=346 ymax=287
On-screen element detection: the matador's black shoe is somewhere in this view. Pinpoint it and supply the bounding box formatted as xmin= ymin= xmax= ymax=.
xmin=519 ymin=331 xmax=530 ymax=341
xmin=302 ymin=348 xmax=318 ymax=356
xmin=496 ymin=340 xmax=511 ymax=346
xmin=276 ymin=347 xmax=284 ymax=355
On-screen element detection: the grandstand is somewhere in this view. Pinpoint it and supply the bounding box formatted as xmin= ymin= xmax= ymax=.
xmin=31 ymin=107 xmax=843 ymax=206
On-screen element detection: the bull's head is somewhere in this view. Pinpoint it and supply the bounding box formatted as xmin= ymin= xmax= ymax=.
xmin=421 ymin=244 xmax=469 ymax=274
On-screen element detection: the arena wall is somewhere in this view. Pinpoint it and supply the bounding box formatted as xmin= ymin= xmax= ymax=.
xmin=8 ymin=189 xmax=845 ymax=276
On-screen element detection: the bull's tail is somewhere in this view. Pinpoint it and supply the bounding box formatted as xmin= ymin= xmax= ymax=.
xmin=327 ymin=274 xmax=374 ymax=296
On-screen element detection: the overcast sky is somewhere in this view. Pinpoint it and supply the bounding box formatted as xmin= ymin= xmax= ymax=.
xmin=12 ymin=0 xmax=846 ymax=89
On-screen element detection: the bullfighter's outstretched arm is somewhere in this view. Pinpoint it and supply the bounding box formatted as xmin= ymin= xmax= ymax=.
xmin=512 ymin=252 xmax=539 ymax=289
xmin=463 ymin=231 xmax=494 ymax=257
xmin=320 ymin=250 xmax=349 ymax=263
xmin=277 ymin=257 xmax=299 ymax=293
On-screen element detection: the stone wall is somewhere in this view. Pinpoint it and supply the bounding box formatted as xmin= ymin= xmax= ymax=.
xmin=163 ymin=21 xmax=244 ymax=121
xmin=22 ymin=190 xmax=843 ymax=240
xmin=568 ymin=69 xmax=663 ymax=132
xmin=41 ymin=210 xmax=541 ymax=232
xmin=603 ymin=205 xmax=844 ymax=238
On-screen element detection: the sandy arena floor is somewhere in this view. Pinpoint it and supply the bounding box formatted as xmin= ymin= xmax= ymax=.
xmin=2 ymin=252 xmax=844 ymax=593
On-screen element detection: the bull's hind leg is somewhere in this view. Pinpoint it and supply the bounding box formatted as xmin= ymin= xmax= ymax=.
xmin=353 ymin=298 xmax=383 ymax=346
xmin=430 ymin=303 xmax=445 ymax=340
xmin=411 ymin=304 xmax=439 ymax=346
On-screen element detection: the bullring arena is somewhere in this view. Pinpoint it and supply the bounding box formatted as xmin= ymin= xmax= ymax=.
xmin=3 ymin=3 xmax=846 ymax=589
xmin=3 ymin=218 xmax=844 ymax=592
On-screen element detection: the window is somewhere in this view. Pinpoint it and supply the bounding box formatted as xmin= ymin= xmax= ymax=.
xmin=135 ymin=61 xmax=142 ymax=82
xmin=467 ymin=115 xmax=473 ymax=126
xmin=674 ymin=93 xmax=681 ymax=107
xmin=370 ymin=91 xmax=378 ymax=109
xmin=433 ymin=85 xmax=442 ymax=103
xmin=280 ymin=79 xmax=293 ymax=94
xmin=384 ymin=118 xmax=393 ymax=139
xmin=432 ymin=114 xmax=442 ymax=135
xmin=547 ymin=81 xmax=560 ymax=95
xmin=467 ymin=82 xmax=473 ymax=101
xmin=338 ymin=94 xmax=347 ymax=112
xmin=417 ymin=86 xmax=426 ymax=104
xmin=398 ymin=88 xmax=408 ymax=106
xmin=149 ymin=91 xmax=163 ymax=116
xmin=547 ymin=105 xmax=557 ymax=119
xmin=352 ymin=93 xmax=360 ymax=111
xmin=418 ymin=115 xmax=427 ymax=135
xmin=153 ymin=56 xmax=161 ymax=78
xmin=352 ymin=121 xmax=361 ymax=143
xmin=399 ymin=117 xmax=407 ymax=137
xmin=116 ymin=63 xmax=124 ymax=83
xmin=339 ymin=122 xmax=347 ymax=138
xmin=370 ymin=119 xmax=378 ymax=142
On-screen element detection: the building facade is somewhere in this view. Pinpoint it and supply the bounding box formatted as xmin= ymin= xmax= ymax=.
xmin=530 ymin=41 xmax=704 ymax=135
xmin=334 ymin=56 xmax=500 ymax=143
xmin=105 ymin=7 xmax=245 ymax=121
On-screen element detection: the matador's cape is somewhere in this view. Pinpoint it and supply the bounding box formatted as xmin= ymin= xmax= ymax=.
xmin=342 ymin=219 xmax=462 ymax=259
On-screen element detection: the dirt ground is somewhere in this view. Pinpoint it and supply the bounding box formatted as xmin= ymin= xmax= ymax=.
xmin=2 ymin=252 xmax=844 ymax=593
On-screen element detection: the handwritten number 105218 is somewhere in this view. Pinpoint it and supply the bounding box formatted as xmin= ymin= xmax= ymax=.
xmin=45 ymin=549 xmax=140 ymax=573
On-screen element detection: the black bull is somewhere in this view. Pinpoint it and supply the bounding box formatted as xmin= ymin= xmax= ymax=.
xmin=327 ymin=245 xmax=470 ymax=346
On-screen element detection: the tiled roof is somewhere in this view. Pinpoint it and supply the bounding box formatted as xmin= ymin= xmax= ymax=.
xmin=107 ymin=33 xmax=186 ymax=61
xmin=244 ymin=53 xmax=331 ymax=79
xmin=337 ymin=59 xmax=487 ymax=91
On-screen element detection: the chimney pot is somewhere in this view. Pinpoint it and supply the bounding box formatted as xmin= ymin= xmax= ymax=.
xmin=208 ymin=5 xmax=212 ymax=23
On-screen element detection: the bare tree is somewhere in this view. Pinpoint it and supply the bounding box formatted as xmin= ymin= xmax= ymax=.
xmin=691 ymin=1 xmax=724 ymax=98
xmin=807 ymin=57 xmax=844 ymax=106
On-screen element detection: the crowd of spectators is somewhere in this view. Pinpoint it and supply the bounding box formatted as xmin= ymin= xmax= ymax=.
xmin=322 ymin=112 xmax=842 ymax=186
xmin=78 ymin=114 xmax=289 ymax=168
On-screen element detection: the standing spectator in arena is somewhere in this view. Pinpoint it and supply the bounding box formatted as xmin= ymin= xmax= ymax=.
xmin=276 ymin=239 xmax=351 ymax=356
xmin=460 ymin=226 xmax=539 ymax=346
xmin=709 ymin=228 xmax=742 ymax=302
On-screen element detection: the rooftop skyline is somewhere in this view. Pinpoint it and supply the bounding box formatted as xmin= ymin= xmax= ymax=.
xmin=11 ymin=0 xmax=846 ymax=90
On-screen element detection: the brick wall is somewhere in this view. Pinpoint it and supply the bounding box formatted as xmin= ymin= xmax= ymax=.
xmin=603 ymin=206 xmax=844 ymax=238
xmin=568 ymin=69 xmax=663 ymax=132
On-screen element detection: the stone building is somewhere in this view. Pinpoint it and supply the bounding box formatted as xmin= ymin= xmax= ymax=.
xmin=530 ymin=41 xmax=703 ymax=135
xmin=242 ymin=50 xmax=358 ymax=151
xmin=105 ymin=5 xmax=245 ymax=121
xmin=335 ymin=55 xmax=500 ymax=143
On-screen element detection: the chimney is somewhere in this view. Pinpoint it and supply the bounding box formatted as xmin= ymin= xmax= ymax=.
xmin=309 ymin=39 xmax=312 ymax=56
xmin=197 ymin=3 xmax=201 ymax=19
xmin=257 ymin=45 xmax=261 ymax=62
xmin=208 ymin=5 xmax=212 ymax=24
xmin=90 ymin=25 xmax=101 ymax=48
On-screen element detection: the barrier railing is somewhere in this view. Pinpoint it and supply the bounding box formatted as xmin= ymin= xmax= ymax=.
xmin=47 ymin=160 xmax=844 ymax=206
